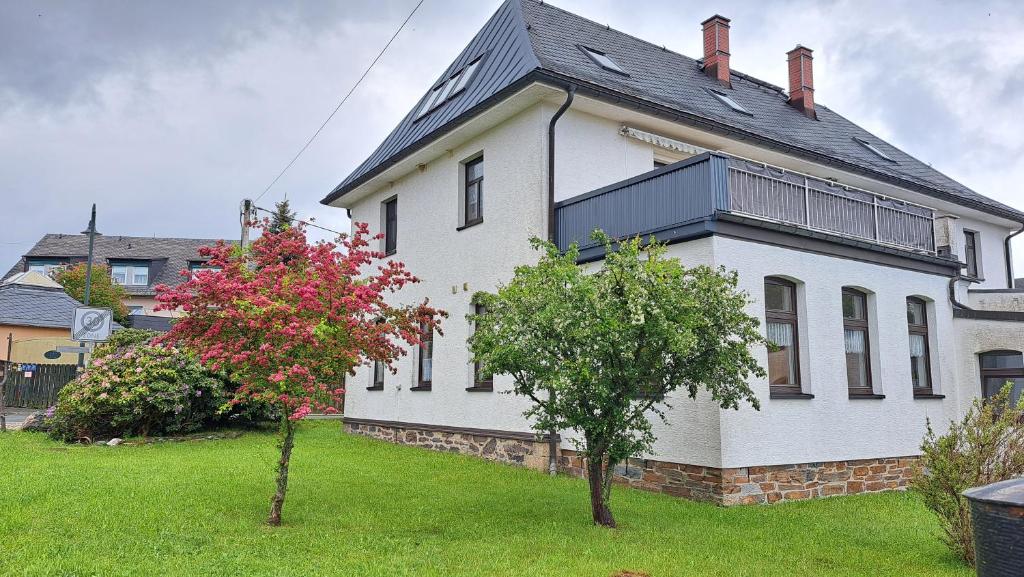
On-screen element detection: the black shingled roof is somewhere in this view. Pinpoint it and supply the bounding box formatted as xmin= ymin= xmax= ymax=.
xmin=0 ymin=282 xmax=116 ymax=330
xmin=321 ymin=0 xmax=1024 ymax=223
xmin=3 ymin=234 xmax=229 ymax=296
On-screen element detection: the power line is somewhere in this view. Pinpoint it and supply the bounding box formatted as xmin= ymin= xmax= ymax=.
xmin=253 ymin=205 xmax=346 ymax=237
xmin=253 ymin=0 xmax=426 ymax=202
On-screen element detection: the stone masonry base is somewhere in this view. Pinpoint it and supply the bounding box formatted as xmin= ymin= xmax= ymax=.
xmin=345 ymin=418 xmax=917 ymax=505
xmin=559 ymin=451 xmax=918 ymax=505
xmin=344 ymin=419 xmax=552 ymax=470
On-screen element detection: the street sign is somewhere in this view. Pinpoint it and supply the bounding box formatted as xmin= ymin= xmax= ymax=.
xmin=72 ymin=306 xmax=113 ymax=342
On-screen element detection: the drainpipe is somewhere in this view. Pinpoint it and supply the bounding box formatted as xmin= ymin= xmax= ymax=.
xmin=1004 ymin=222 xmax=1024 ymax=288
xmin=547 ymin=85 xmax=576 ymax=243
xmin=948 ymin=275 xmax=971 ymax=311
xmin=545 ymin=84 xmax=575 ymax=477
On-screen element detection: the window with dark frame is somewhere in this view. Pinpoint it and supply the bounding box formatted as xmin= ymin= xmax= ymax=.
xmin=464 ymin=156 xmax=483 ymax=227
xmin=764 ymin=277 xmax=801 ymax=394
xmin=964 ymin=230 xmax=979 ymax=278
xmin=471 ymin=303 xmax=493 ymax=390
xmin=371 ymin=361 xmax=384 ymax=389
xmin=383 ymin=197 xmax=397 ymax=255
xmin=979 ymin=350 xmax=1024 ymax=406
xmin=907 ymin=298 xmax=933 ymax=395
xmin=842 ymin=288 xmax=872 ymax=396
xmin=416 ymin=323 xmax=433 ymax=389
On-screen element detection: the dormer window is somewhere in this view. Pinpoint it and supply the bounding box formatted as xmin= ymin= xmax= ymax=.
xmin=26 ymin=258 xmax=68 ymax=275
xmin=189 ymin=262 xmax=222 ymax=279
xmin=111 ymin=262 xmax=149 ymax=286
xmin=708 ymin=88 xmax=751 ymax=115
xmin=416 ymin=56 xmax=484 ymax=119
xmin=854 ymin=136 xmax=896 ymax=162
xmin=579 ymin=46 xmax=627 ymax=75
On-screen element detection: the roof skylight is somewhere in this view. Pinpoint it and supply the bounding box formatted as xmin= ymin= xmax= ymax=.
xmin=579 ymin=46 xmax=627 ymax=75
xmin=853 ymin=136 xmax=896 ymax=162
xmin=707 ymin=88 xmax=751 ymax=115
xmin=416 ymin=56 xmax=484 ymax=120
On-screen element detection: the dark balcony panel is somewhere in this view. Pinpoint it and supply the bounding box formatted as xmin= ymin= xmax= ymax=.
xmin=555 ymin=152 xmax=728 ymax=253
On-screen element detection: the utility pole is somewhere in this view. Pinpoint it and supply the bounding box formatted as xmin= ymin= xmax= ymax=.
xmin=1 ymin=333 xmax=12 ymax=432
xmin=78 ymin=204 xmax=97 ymax=369
xmin=240 ymin=199 xmax=253 ymax=250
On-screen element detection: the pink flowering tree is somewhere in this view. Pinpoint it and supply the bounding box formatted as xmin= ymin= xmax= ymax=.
xmin=156 ymin=220 xmax=444 ymax=526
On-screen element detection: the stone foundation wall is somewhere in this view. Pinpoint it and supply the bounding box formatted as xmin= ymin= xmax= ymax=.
xmin=344 ymin=419 xmax=552 ymax=470
xmin=345 ymin=419 xmax=917 ymax=506
xmin=559 ymin=450 xmax=918 ymax=505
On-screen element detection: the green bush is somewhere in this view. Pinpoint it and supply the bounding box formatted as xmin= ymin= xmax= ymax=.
xmin=911 ymin=384 xmax=1024 ymax=566
xmin=95 ymin=328 xmax=159 ymax=353
xmin=49 ymin=343 xmax=227 ymax=442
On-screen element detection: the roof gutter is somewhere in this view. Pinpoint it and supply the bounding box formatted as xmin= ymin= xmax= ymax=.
xmin=547 ymin=84 xmax=575 ymax=243
xmin=1005 ymin=222 xmax=1024 ymax=288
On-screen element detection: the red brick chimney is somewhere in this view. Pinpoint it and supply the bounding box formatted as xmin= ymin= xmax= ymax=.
xmin=702 ymin=15 xmax=731 ymax=87
xmin=787 ymin=45 xmax=815 ymax=119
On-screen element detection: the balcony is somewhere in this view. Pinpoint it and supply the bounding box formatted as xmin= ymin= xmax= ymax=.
xmin=556 ymin=152 xmax=940 ymax=263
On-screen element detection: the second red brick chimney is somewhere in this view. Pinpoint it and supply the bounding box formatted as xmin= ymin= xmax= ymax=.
xmin=702 ymin=15 xmax=731 ymax=87
xmin=787 ymin=45 xmax=815 ymax=119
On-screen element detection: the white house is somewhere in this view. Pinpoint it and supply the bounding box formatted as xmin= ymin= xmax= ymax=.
xmin=321 ymin=0 xmax=1024 ymax=504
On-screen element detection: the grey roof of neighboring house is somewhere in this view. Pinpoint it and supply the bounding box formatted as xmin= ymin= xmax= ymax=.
xmin=1016 ymin=278 xmax=1023 ymax=290
xmin=0 ymin=282 xmax=124 ymax=331
xmin=2 ymin=234 xmax=229 ymax=296
xmin=321 ymin=0 xmax=1024 ymax=224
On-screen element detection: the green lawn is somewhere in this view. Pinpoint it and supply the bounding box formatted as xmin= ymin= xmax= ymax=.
xmin=1 ymin=422 xmax=967 ymax=577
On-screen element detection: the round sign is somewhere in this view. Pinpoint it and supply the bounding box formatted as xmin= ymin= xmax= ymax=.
xmin=44 ymin=350 xmax=62 ymax=360
xmin=81 ymin=311 xmax=106 ymax=331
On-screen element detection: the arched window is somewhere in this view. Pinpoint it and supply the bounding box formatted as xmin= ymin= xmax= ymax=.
xmin=979 ymin=350 xmax=1024 ymax=405
xmin=842 ymin=288 xmax=872 ymax=396
xmin=764 ymin=277 xmax=800 ymax=394
xmin=906 ymin=297 xmax=932 ymax=395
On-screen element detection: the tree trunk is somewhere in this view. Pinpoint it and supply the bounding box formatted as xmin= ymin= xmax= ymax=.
xmin=587 ymin=456 xmax=616 ymax=528
xmin=547 ymin=429 xmax=558 ymax=476
xmin=267 ymin=413 xmax=296 ymax=526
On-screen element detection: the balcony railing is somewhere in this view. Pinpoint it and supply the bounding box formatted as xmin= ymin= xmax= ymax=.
xmin=555 ymin=152 xmax=938 ymax=258
xmin=726 ymin=158 xmax=936 ymax=254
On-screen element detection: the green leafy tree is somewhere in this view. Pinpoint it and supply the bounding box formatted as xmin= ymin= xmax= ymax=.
xmin=469 ymin=232 xmax=765 ymax=527
xmin=55 ymin=263 xmax=130 ymax=324
xmin=912 ymin=384 xmax=1024 ymax=566
xmin=268 ymin=198 xmax=297 ymax=233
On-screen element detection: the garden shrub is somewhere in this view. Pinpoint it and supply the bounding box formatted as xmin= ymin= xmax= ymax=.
xmin=49 ymin=343 xmax=227 ymax=442
xmin=911 ymin=384 xmax=1024 ymax=566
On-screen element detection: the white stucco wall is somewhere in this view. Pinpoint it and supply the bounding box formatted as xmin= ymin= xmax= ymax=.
xmin=712 ymin=236 xmax=960 ymax=467
xmin=952 ymin=317 xmax=1024 ymax=417
xmin=345 ymin=104 xmax=548 ymax=433
xmin=339 ymin=91 xmax=1022 ymax=469
xmin=953 ymin=215 xmax=1014 ymax=289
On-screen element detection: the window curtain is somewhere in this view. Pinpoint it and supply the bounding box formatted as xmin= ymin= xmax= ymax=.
xmin=767 ymin=322 xmax=793 ymax=347
xmin=909 ymin=334 xmax=926 ymax=357
xmin=844 ymin=329 xmax=865 ymax=354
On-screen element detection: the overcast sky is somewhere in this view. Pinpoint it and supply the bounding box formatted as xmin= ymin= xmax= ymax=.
xmin=2 ymin=0 xmax=1022 ymax=276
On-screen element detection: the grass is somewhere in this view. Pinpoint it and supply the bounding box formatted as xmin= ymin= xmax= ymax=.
xmin=1 ymin=422 xmax=968 ymax=577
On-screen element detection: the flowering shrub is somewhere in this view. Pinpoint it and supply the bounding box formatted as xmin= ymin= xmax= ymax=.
xmin=49 ymin=344 xmax=226 ymax=442
xmin=155 ymin=220 xmax=444 ymax=526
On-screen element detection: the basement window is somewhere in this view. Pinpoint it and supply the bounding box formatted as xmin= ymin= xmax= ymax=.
xmin=708 ymin=88 xmax=751 ymax=115
xmin=854 ymin=136 xmax=896 ymax=162
xmin=579 ymin=46 xmax=627 ymax=75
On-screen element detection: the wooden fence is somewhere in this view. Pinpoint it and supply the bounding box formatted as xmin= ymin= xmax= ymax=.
xmin=1 ymin=362 xmax=79 ymax=409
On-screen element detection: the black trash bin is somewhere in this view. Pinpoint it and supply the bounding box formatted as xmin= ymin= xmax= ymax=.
xmin=963 ymin=478 xmax=1024 ymax=577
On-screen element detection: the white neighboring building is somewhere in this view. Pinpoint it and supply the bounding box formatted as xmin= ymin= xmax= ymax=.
xmin=321 ymin=0 xmax=1024 ymax=504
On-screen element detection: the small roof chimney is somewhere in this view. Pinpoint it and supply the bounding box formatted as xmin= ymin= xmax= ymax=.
xmin=702 ymin=15 xmax=731 ymax=87
xmin=787 ymin=45 xmax=815 ymax=119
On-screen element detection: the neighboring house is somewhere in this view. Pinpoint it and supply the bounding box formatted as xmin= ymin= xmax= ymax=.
xmin=322 ymin=0 xmax=1024 ymax=504
xmin=3 ymin=233 xmax=227 ymax=331
xmin=0 ymin=272 xmax=122 ymax=364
